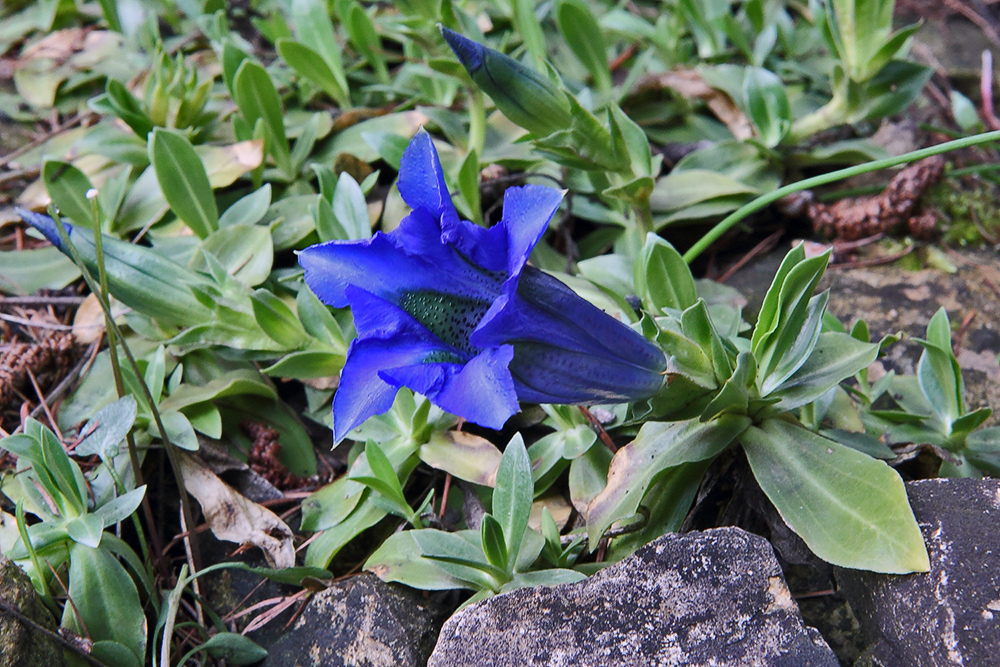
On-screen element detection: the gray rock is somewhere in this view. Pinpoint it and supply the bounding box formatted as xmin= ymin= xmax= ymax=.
xmin=0 ymin=555 xmax=64 ymax=667
xmin=261 ymin=572 xmax=450 ymax=667
xmin=837 ymin=478 xmax=1000 ymax=667
xmin=822 ymin=248 xmax=1000 ymax=427
xmin=428 ymin=527 xmax=838 ymax=667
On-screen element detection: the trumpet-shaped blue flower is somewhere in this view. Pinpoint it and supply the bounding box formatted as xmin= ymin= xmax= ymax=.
xmin=299 ymin=130 xmax=666 ymax=443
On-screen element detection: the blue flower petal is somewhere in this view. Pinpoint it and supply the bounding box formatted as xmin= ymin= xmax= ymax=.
xmin=333 ymin=337 xmax=441 ymax=444
xmin=499 ymin=185 xmax=563 ymax=277
xmin=299 ymin=232 xmax=429 ymax=309
xmin=300 ymin=210 xmax=503 ymax=308
xmin=380 ymin=345 xmax=519 ymax=429
xmin=397 ymin=129 xmax=459 ymax=225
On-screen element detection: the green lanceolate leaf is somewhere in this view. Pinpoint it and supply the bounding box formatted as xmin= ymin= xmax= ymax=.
xmin=344 ymin=2 xmax=389 ymax=82
xmin=556 ymin=0 xmax=612 ymax=93
xmin=770 ymin=332 xmax=879 ymax=410
xmin=743 ymin=66 xmax=790 ymax=147
xmin=351 ymin=441 xmax=408 ymax=511
xmin=42 ymin=160 xmax=97 ymax=228
xmin=196 ymin=633 xmax=268 ymax=665
xmin=742 ymin=419 xmax=929 ymax=573
xmin=367 ymin=529 xmax=497 ymax=591
xmin=219 ymin=184 xmax=272 ymax=228
xmin=480 ymin=514 xmax=509 ymax=572
xmin=758 ymin=290 xmax=829 ymax=396
xmin=636 ymin=234 xmax=697 ymax=314
xmin=752 ymin=247 xmax=830 ymax=390
xmin=914 ymin=308 xmax=964 ymax=428
xmin=149 ymin=128 xmax=218 ymax=238
xmin=512 ymin=0 xmax=547 ymax=68
xmin=65 ymin=544 xmax=145 ymax=666
xmin=587 ymin=414 xmax=750 ymax=545
xmin=700 ymin=351 xmax=755 ymax=421
xmin=492 ymin=434 xmax=533 ymax=564
xmin=278 ymin=39 xmax=350 ymax=107
xmin=66 ymin=513 xmax=104 ymax=548
xmin=233 ymin=61 xmax=293 ymax=178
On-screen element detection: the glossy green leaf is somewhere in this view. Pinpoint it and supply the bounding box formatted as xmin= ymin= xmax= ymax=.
xmin=76 ymin=395 xmax=137 ymax=459
xmin=278 ymin=39 xmax=349 ymax=107
xmin=292 ymin=0 xmax=347 ymax=89
xmin=742 ymin=419 xmax=929 ymax=573
xmin=39 ymin=428 xmax=87 ymax=515
xmin=0 ymin=246 xmax=80 ymax=295
xmin=457 ymin=148 xmax=482 ymax=226
xmin=93 ymin=486 xmax=147 ymax=529
xmin=233 ymin=60 xmax=292 ymax=178
xmin=42 ymin=160 xmax=96 ymax=228
xmin=568 ymin=443 xmax=611 ymax=513
xmin=771 ymin=332 xmax=879 ymax=410
xmin=65 ymin=544 xmax=145 ymax=665
xmin=492 ymin=434 xmax=533 ymax=563
xmin=344 ymin=2 xmax=388 ymax=82
xmin=636 ymin=234 xmax=697 ymax=314
xmin=352 ymin=441 xmax=407 ymax=508
xmin=700 ymin=351 xmax=755 ymax=421
xmin=759 ymin=291 xmax=829 ymax=395
xmin=557 ymin=0 xmax=611 ymax=93
xmin=149 ymin=128 xmax=218 ymax=238
xmin=587 ymin=415 xmax=750 ymax=545
xmin=193 ymin=226 xmax=274 ymax=287
xmin=296 ymin=287 xmax=347 ymax=348
xmin=160 ymin=410 xmax=199 ymax=450
xmin=251 ymin=289 xmax=309 ymax=348
xmin=304 ymin=496 xmax=386 ymax=567
xmin=480 ymin=514 xmax=509 ymax=571
xmin=752 ymin=249 xmax=830 ymax=389
xmin=366 ymin=529 xmax=493 ymax=591
xmin=262 ymin=350 xmax=345 ymax=380
xmin=743 ymin=66 xmax=790 ymax=147
xmin=66 ymin=514 xmax=104 ymax=548
xmin=513 ymin=0 xmax=547 ymax=68
xmin=197 ymin=632 xmax=268 ymax=664
xmin=218 ymin=184 xmax=272 ymax=228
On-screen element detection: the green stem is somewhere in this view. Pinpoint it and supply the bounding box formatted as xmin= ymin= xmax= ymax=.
xmin=683 ymin=130 xmax=1000 ymax=263
xmin=49 ymin=210 xmax=202 ymax=572
xmin=88 ymin=197 xmax=158 ymax=577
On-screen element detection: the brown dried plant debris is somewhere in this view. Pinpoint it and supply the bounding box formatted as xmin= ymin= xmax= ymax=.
xmin=0 ymin=322 xmax=77 ymax=413
xmin=782 ymin=156 xmax=946 ymax=241
xmin=242 ymin=420 xmax=306 ymax=490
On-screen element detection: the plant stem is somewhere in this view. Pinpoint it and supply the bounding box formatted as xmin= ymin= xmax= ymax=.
xmin=49 ymin=211 xmax=202 ymax=572
xmin=683 ymin=130 xmax=1000 ymax=263
xmin=88 ymin=197 xmax=160 ymax=577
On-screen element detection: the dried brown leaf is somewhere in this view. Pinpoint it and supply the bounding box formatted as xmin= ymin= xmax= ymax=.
xmin=178 ymin=452 xmax=295 ymax=569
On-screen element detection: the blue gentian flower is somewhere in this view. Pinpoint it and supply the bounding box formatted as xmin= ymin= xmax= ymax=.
xmin=299 ymin=130 xmax=666 ymax=443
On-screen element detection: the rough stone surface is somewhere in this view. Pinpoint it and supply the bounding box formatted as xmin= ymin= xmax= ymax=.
xmin=822 ymin=248 xmax=1000 ymax=426
xmin=261 ymin=572 xmax=450 ymax=667
xmin=427 ymin=527 xmax=838 ymax=667
xmin=837 ymin=478 xmax=1000 ymax=667
xmin=0 ymin=555 xmax=64 ymax=667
